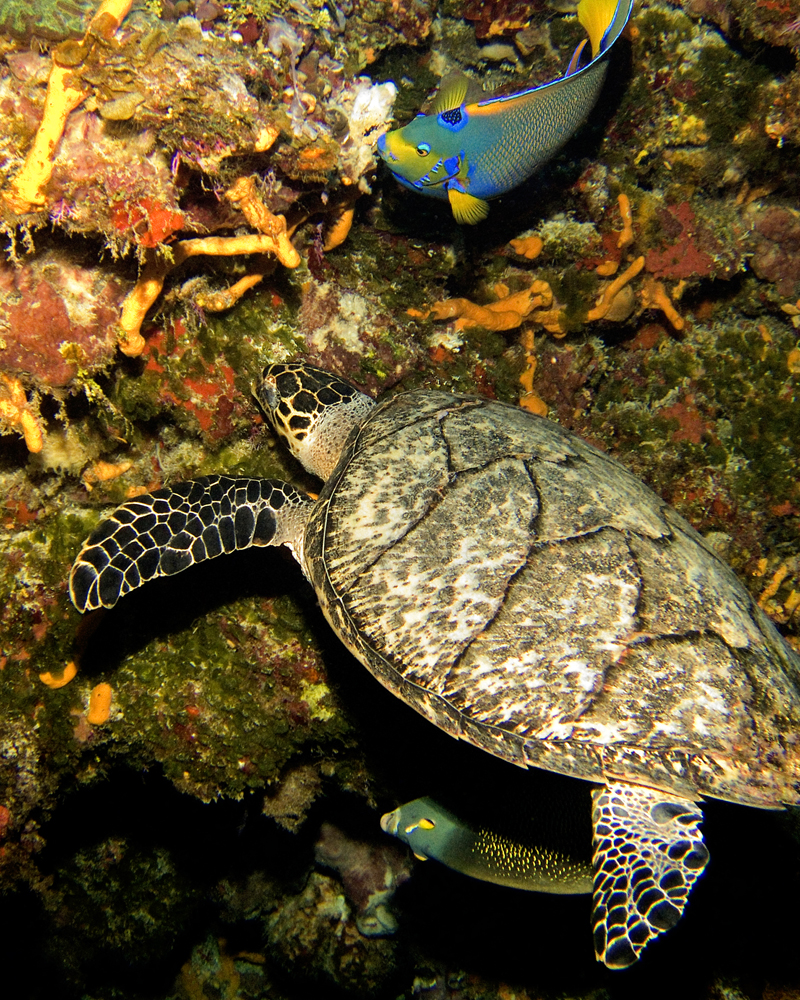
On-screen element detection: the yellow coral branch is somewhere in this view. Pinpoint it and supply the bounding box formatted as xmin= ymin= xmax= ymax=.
xmin=1 ymin=0 xmax=133 ymax=215
xmin=226 ymin=177 xmax=282 ymax=238
xmin=758 ymin=562 xmax=790 ymax=608
xmin=323 ymin=199 xmax=358 ymax=252
xmin=194 ymin=274 xmax=264 ymax=312
xmin=518 ymin=329 xmax=548 ymax=415
xmin=89 ymin=0 xmax=134 ymax=36
xmin=179 ymin=234 xmax=299 ymax=265
xmin=1 ymin=65 xmax=87 ymax=214
xmin=117 ymin=257 xmax=169 ymax=357
xmin=430 ymin=281 xmax=553 ymax=332
xmin=117 ymin=217 xmax=299 ymax=356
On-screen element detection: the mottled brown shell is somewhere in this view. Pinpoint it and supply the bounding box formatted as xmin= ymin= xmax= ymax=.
xmin=304 ymin=390 xmax=800 ymax=809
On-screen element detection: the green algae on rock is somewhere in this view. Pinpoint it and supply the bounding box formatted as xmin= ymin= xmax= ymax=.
xmin=0 ymin=0 xmax=96 ymax=40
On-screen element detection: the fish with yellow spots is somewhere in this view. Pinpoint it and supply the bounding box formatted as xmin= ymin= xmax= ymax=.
xmin=377 ymin=0 xmax=635 ymax=223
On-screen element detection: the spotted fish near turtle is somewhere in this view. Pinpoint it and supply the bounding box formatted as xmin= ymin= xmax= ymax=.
xmin=70 ymin=363 xmax=800 ymax=968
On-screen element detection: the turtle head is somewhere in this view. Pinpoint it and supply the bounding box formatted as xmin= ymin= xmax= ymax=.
xmin=257 ymin=363 xmax=375 ymax=480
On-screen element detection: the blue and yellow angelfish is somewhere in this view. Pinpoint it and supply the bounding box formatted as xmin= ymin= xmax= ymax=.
xmin=377 ymin=0 xmax=635 ymax=223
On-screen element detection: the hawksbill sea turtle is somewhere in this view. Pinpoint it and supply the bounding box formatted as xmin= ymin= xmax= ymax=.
xmin=69 ymin=363 xmax=800 ymax=968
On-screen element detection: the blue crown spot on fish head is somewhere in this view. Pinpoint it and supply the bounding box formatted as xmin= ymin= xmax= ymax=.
xmin=437 ymin=106 xmax=469 ymax=132
xmin=376 ymin=133 xmax=394 ymax=160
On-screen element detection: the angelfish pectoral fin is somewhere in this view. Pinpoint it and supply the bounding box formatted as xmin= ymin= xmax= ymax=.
xmin=565 ymin=37 xmax=589 ymax=77
xmin=591 ymin=781 xmax=709 ymax=969
xmin=448 ymin=189 xmax=489 ymax=224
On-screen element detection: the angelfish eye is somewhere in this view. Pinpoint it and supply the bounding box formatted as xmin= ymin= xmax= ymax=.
xmin=416 ymin=142 xmax=431 ymax=156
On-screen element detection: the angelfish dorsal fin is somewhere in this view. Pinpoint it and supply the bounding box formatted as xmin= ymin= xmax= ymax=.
xmin=432 ymin=71 xmax=483 ymax=113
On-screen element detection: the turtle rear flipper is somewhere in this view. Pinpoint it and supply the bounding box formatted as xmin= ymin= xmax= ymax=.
xmin=69 ymin=475 xmax=312 ymax=612
xmin=591 ymin=781 xmax=709 ymax=968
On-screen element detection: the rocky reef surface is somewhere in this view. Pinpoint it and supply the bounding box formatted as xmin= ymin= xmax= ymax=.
xmin=0 ymin=1 xmax=799 ymax=998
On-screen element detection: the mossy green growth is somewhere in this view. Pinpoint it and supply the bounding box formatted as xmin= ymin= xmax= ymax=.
xmin=97 ymin=586 xmax=354 ymax=801
xmin=587 ymin=310 xmax=800 ymax=556
xmin=373 ymin=53 xmax=439 ymax=125
xmin=634 ymin=8 xmax=693 ymax=57
xmin=50 ymin=837 xmax=199 ymax=961
xmin=0 ymin=0 xmax=95 ymax=40
xmin=224 ymin=0 xmax=331 ymax=30
xmin=687 ymin=42 xmax=772 ymax=147
xmin=0 ymin=0 xmax=150 ymax=40
xmin=542 ymin=266 xmax=598 ymax=334
xmin=329 ymin=229 xmax=454 ymax=320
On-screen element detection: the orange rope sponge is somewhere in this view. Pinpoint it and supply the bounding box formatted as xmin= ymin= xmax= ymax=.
xmin=639 ymin=275 xmax=685 ymax=331
xmin=225 ymin=177 xmax=289 ymax=241
xmin=117 ymin=257 xmax=169 ymax=357
xmin=194 ymin=274 xmax=264 ymax=312
xmin=117 ymin=223 xmax=299 ymax=357
xmin=508 ymin=235 xmax=544 ymax=260
xmin=586 ymin=255 xmax=645 ymax=322
xmin=0 ymin=373 xmax=43 ymax=452
xmin=429 ymin=280 xmax=554 ymax=332
xmin=616 ymin=192 xmax=634 ymax=249
xmin=518 ymin=329 xmax=548 ymax=415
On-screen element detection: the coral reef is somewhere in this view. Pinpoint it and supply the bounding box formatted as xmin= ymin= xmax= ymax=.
xmin=750 ymin=205 xmax=800 ymax=298
xmin=0 ymin=2 xmax=398 ymax=394
xmin=264 ymin=870 xmax=400 ymax=994
xmin=315 ymin=820 xmax=412 ymax=936
xmin=0 ymin=250 xmax=128 ymax=386
xmin=0 ymin=0 xmax=799 ymax=997
xmin=682 ymin=0 xmax=800 ymax=48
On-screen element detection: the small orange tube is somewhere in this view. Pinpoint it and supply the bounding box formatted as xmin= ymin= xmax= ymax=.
xmin=40 ymin=661 xmax=78 ymax=688
xmin=87 ymin=682 xmax=113 ymax=724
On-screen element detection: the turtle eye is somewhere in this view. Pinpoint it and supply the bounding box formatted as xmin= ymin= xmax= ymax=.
xmin=416 ymin=142 xmax=431 ymax=156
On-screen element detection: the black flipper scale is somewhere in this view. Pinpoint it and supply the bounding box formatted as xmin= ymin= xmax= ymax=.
xmin=69 ymin=475 xmax=312 ymax=612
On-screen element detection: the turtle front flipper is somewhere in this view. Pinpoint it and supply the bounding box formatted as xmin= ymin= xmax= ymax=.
xmin=70 ymin=475 xmax=313 ymax=612
xmin=591 ymin=781 xmax=709 ymax=968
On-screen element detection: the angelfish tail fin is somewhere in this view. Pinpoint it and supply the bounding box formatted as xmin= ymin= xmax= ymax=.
xmin=578 ymin=0 xmax=633 ymax=59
